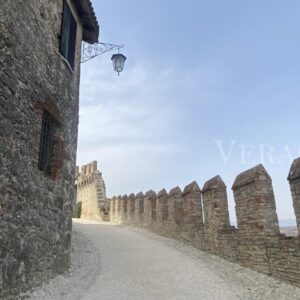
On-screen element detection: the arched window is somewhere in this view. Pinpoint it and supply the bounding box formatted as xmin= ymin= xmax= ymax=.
xmin=59 ymin=0 xmax=77 ymax=69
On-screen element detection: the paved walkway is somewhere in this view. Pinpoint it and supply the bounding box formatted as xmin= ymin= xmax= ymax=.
xmin=74 ymin=220 xmax=239 ymax=300
xmin=28 ymin=219 xmax=300 ymax=300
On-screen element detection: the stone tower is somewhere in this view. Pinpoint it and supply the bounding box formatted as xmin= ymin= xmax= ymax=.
xmin=0 ymin=0 xmax=99 ymax=298
xmin=75 ymin=161 xmax=108 ymax=221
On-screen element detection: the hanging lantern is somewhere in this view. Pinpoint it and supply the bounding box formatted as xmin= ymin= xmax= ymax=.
xmin=111 ymin=53 xmax=127 ymax=76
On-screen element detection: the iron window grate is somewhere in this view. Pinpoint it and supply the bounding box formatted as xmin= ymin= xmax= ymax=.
xmin=38 ymin=111 xmax=56 ymax=176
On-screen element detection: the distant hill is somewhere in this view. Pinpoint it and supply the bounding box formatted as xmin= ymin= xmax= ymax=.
xmin=230 ymin=219 xmax=298 ymax=237
xmin=280 ymin=226 xmax=298 ymax=237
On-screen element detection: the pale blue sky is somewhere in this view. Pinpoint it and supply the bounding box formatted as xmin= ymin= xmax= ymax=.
xmin=78 ymin=1 xmax=300 ymax=224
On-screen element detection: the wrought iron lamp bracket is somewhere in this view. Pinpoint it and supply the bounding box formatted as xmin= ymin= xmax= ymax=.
xmin=81 ymin=41 xmax=124 ymax=63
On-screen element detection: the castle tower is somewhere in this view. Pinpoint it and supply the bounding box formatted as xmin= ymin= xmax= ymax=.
xmin=75 ymin=161 xmax=108 ymax=221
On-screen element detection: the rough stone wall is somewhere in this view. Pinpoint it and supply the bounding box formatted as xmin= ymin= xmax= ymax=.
xmin=109 ymin=158 xmax=300 ymax=287
xmin=75 ymin=161 xmax=107 ymax=221
xmin=0 ymin=0 xmax=86 ymax=298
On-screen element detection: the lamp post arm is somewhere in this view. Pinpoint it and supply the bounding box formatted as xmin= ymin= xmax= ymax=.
xmin=81 ymin=41 xmax=124 ymax=63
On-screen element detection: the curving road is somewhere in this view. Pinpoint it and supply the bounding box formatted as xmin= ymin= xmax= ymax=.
xmin=74 ymin=221 xmax=238 ymax=300
xmin=29 ymin=219 xmax=300 ymax=300
xmin=71 ymin=220 xmax=300 ymax=300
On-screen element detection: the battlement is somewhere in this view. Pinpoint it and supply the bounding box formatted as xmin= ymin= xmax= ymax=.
xmin=109 ymin=158 xmax=300 ymax=287
xmin=76 ymin=161 xmax=105 ymax=189
xmin=80 ymin=160 xmax=98 ymax=176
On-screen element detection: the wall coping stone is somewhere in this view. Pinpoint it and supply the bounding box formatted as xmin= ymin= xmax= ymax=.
xmin=145 ymin=190 xmax=156 ymax=198
xmin=232 ymin=164 xmax=271 ymax=190
xmin=182 ymin=181 xmax=201 ymax=196
xmin=158 ymin=189 xmax=168 ymax=197
xmin=168 ymin=186 xmax=182 ymax=198
xmin=136 ymin=192 xmax=144 ymax=198
xmin=202 ymin=176 xmax=226 ymax=193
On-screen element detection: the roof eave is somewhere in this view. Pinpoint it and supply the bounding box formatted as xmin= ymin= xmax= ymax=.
xmin=73 ymin=0 xmax=99 ymax=44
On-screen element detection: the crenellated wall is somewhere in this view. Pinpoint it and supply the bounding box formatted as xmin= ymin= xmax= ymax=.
xmin=232 ymin=164 xmax=280 ymax=274
xmin=108 ymin=158 xmax=300 ymax=287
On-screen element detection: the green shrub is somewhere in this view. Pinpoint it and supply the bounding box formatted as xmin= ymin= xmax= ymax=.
xmin=73 ymin=201 xmax=82 ymax=218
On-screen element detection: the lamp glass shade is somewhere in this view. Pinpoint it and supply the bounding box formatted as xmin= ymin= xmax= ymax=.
xmin=111 ymin=53 xmax=127 ymax=75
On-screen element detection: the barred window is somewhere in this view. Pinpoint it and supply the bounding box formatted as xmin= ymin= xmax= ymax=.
xmin=59 ymin=0 xmax=77 ymax=69
xmin=38 ymin=111 xmax=56 ymax=176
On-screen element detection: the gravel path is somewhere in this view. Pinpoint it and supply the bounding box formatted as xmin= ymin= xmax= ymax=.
xmin=27 ymin=219 xmax=300 ymax=300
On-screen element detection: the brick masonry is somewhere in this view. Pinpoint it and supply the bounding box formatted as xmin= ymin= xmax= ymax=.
xmin=109 ymin=158 xmax=300 ymax=287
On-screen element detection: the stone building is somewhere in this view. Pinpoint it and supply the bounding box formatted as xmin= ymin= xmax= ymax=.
xmin=0 ymin=0 xmax=99 ymax=298
xmin=75 ymin=161 xmax=108 ymax=221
